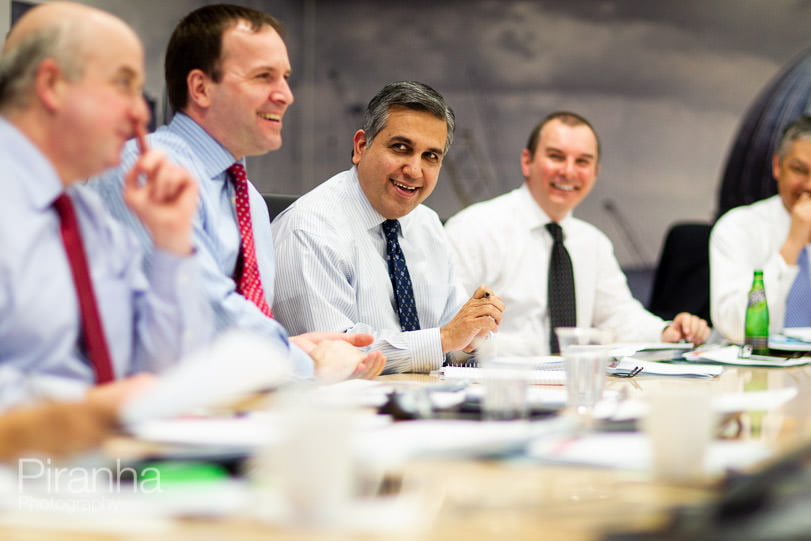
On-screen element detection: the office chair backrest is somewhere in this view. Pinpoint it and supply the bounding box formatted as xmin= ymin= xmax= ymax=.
xmin=262 ymin=193 xmax=299 ymax=224
xmin=647 ymin=222 xmax=712 ymax=325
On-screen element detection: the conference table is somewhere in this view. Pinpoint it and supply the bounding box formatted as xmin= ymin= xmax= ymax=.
xmin=2 ymin=360 xmax=811 ymax=540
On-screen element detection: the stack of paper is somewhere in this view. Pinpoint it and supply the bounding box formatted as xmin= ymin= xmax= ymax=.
xmin=685 ymin=345 xmax=811 ymax=367
xmin=611 ymin=342 xmax=694 ymax=361
xmin=439 ymin=366 xmax=566 ymax=385
xmin=613 ymin=357 xmax=724 ymax=378
xmin=527 ymin=432 xmax=772 ymax=474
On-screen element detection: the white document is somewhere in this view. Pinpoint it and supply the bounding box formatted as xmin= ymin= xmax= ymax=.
xmin=614 ymin=357 xmax=724 ymax=377
xmin=597 ymin=387 xmax=798 ymax=421
xmin=780 ymin=327 xmax=811 ymax=343
xmin=120 ymin=330 xmax=293 ymax=425
xmin=685 ymin=345 xmax=811 ymax=367
xmin=440 ymin=366 xmax=567 ymax=385
xmin=355 ymin=418 xmax=573 ymax=463
xmin=610 ymin=342 xmax=693 ymax=357
xmin=527 ymin=432 xmax=772 ymax=474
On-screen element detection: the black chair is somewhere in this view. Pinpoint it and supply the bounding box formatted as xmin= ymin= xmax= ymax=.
xmin=647 ymin=222 xmax=712 ymax=325
xmin=261 ymin=193 xmax=299 ymax=223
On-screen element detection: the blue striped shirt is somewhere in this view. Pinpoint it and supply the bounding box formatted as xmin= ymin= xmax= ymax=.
xmin=0 ymin=118 xmax=212 ymax=408
xmin=91 ymin=113 xmax=314 ymax=378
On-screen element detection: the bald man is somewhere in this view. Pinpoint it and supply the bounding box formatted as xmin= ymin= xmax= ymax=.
xmin=0 ymin=2 xmax=211 ymax=408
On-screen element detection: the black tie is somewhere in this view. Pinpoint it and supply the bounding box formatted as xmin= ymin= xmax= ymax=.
xmin=546 ymin=222 xmax=576 ymax=353
xmin=382 ymin=219 xmax=421 ymax=331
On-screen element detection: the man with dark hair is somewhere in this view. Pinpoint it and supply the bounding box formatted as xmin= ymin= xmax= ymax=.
xmin=711 ymin=115 xmax=811 ymax=343
xmin=272 ymin=81 xmax=505 ymax=373
xmin=445 ymin=111 xmax=709 ymax=355
xmin=0 ymin=1 xmax=210 ymax=407
xmin=93 ymin=4 xmax=383 ymax=381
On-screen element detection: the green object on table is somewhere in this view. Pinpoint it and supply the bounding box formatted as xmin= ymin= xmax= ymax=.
xmin=745 ymin=270 xmax=770 ymax=356
xmin=139 ymin=461 xmax=229 ymax=484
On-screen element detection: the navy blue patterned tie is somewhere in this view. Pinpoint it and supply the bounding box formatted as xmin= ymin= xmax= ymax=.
xmin=546 ymin=222 xmax=576 ymax=353
xmin=382 ymin=219 xmax=421 ymax=331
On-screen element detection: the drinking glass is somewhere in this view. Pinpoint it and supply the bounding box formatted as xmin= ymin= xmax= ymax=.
xmin=555 ymin=327 xmax=613 ymax=427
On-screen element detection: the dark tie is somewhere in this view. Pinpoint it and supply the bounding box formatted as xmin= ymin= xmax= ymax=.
xmin=227 ymin=163 xmax=273 ymax=318
xmin=382 ymin=219 xmax=420 ymax=331
xmin=53 ymin=193 xmax=115 ymax=384
xmin=546 ymin=222 xmax=576 ymax=353
xmin=785 ymin=246 xmax=811 ymax=327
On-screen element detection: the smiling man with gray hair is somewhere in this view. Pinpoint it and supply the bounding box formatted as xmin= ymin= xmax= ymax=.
xmin=272 ymin=81 xmax=505 ymax=373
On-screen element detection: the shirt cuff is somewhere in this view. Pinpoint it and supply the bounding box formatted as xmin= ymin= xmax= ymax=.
xmin=401 ymin=327 xmax=444 ymax=373
xmin=288 ymin=343 xmax=315 ymax=380
xmin=147 ymin=248 xmax=197 ymax=302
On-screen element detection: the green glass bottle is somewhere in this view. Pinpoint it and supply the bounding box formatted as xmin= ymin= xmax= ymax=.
xmin=744 ymin=270 xmax=770 ymax=355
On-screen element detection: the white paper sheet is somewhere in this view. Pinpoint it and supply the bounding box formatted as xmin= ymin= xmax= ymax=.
xmin=439 ymin=366 xmax=567 ymax=385
xmin=597 ymin=387 xmax=798 ymax=421
xmin=610 ymin=342 xmax=694 ymax=358
xmin=527 ymin=432 xmax=772 ymax=474
xmin=685 ymin=345 xmax=811 ymax=366
xmin=120 ymin=330 xmax=293 ymax=425
xmin=355 ymin=418 xmax=573 ymax=463
xmin=129 ymin=410 xmax=392 ymax=449
xmin=614 ymin=357 xmax=724 ymax=377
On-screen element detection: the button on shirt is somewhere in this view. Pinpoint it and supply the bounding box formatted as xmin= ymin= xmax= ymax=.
xmin=271 ymin=168 xmax=468 ymax=374
xmin=91 ymin=113 xmax=313 ymax=378
xmin=445 ymin=184 xmax=665 ymax=355
xmin=0 ymin=118 xmax=211 ymax=409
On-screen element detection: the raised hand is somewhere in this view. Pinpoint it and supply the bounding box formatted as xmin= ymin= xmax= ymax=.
xmin=123 ymin=123 xmax=198 ymax=256
xmin=440 ymin=285 xmax=505 ymax=353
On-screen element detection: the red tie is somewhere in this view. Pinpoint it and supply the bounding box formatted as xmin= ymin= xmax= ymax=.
xmin=227 ymin=164 xmax=273 ymax=318
xmin=53 ymin=193 xmax=115 ymax=384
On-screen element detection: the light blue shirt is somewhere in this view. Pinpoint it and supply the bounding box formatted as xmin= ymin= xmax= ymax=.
xmin=0 ymin=118 xmax=212 ymax=408
xmin=91 ymin=113 xmax=314 ymax=378
xmin=272 ymin=168 xmax=468 ymax=374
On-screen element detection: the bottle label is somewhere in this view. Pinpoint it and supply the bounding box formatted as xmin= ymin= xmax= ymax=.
xmin=748 ymin=290 xmax=766 ymax=305
xmin=745 ymin=336 xmax=768 ymax=348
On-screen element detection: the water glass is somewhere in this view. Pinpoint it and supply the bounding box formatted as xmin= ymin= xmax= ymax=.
xmin=555 ymin=327 xmax=613 ymax=425
xmin=477 ymin=336 xmax=532 ymax=421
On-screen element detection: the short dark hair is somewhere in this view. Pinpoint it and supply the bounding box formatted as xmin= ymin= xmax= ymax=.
xmin=165 ymin=4 xmax=285 ymax=112
xmin=361 ymin=81 xmax=455 ymax=154
xmin=776 ymin=115 xmax=811 ymax=161
xmin=525 ymin=111 xmax=601 ymax=161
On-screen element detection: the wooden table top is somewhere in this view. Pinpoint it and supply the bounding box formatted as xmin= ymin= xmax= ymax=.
xmin=3 ymin=364 xmax=811 ymax=540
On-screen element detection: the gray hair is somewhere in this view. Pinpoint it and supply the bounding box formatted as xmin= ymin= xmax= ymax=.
xmin=362 ymin=81 xmax=455 ymax=154
xmin=0 ymin=21 xmax=83 ymax=113
xmin=776 ymin=115 xmax=811 ymax=161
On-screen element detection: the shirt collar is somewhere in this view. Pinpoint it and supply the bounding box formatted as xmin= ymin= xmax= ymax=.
xmin=345 ymin=166 xmax=416 ymax=235
xmin=1 ymin=118 xmax=65 ymax=211
xmin=516 ymin=182 xmax=574 ymax=233
xmin=167 ymin=113 xmax=239 ymax=181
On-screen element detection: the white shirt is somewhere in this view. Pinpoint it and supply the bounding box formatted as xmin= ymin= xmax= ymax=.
xmin=271 ymin=168 xmax=468 ymax=373
xmin=444 ymin=184 xmax=665 ymax=355
xmin=710 ymin=194 xmax=804 ymax=343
